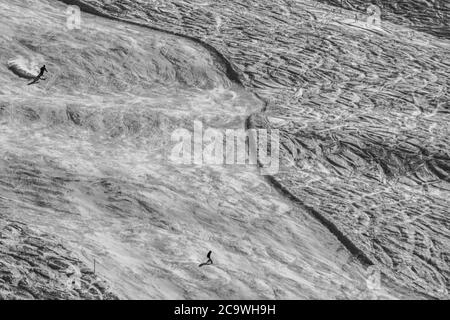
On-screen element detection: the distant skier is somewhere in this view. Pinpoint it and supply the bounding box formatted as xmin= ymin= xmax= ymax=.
xmin=28 ymin=65 xmax=48 ymax=85
xmin=206 ymin=250 xmax=213 ymax=264
xmin=199 ymin=250 xmax=213 ymax=267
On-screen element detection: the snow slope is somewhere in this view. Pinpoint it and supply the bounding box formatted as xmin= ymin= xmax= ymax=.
xmin=0 ymin=0 xmax=407 ymax=299
xmin=1 ymin=0 xmax=448 ymax=299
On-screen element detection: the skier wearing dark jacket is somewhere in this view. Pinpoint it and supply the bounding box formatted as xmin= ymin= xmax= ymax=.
xmin=28 ymin=65 xmax=48 ymax=85
xmin=199 ymin=250 xmax=213 ymax=267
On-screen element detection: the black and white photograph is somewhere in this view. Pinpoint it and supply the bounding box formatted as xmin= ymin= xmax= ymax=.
xmin=0 ymin=0 xmax=449 ymax=305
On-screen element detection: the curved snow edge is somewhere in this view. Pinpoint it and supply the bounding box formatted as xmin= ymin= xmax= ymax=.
xmin=58 ymin=0 xmax=243 ymax=87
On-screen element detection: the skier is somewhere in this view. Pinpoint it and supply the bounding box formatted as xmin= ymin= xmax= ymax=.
xmin=28 ymin=65 xmax=48 ymax=85
xmin=206 ymin=250 xmax=213 ymax=264
xmin=199 ymin=250 xmax=213 ymax=267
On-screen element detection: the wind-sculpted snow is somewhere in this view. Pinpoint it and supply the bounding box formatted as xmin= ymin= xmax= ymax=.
xmin=0 ymin=0 xmax=413 ymax=299
xmin=52 ymin=0 xmax=450 ymax=298
xmin=0 ymin=219 xmax=118 ymax=299
xmin=314 ymin=0 xmax=450 ymax=39
xmin=1 ymin=0 xmax=448 ymax=299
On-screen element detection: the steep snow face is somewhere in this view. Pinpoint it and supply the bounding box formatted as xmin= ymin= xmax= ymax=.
xmin=0 ymin=0 xmax=407 ymax=299
xmin=74 ymin=0 xmax=450 ymax=298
